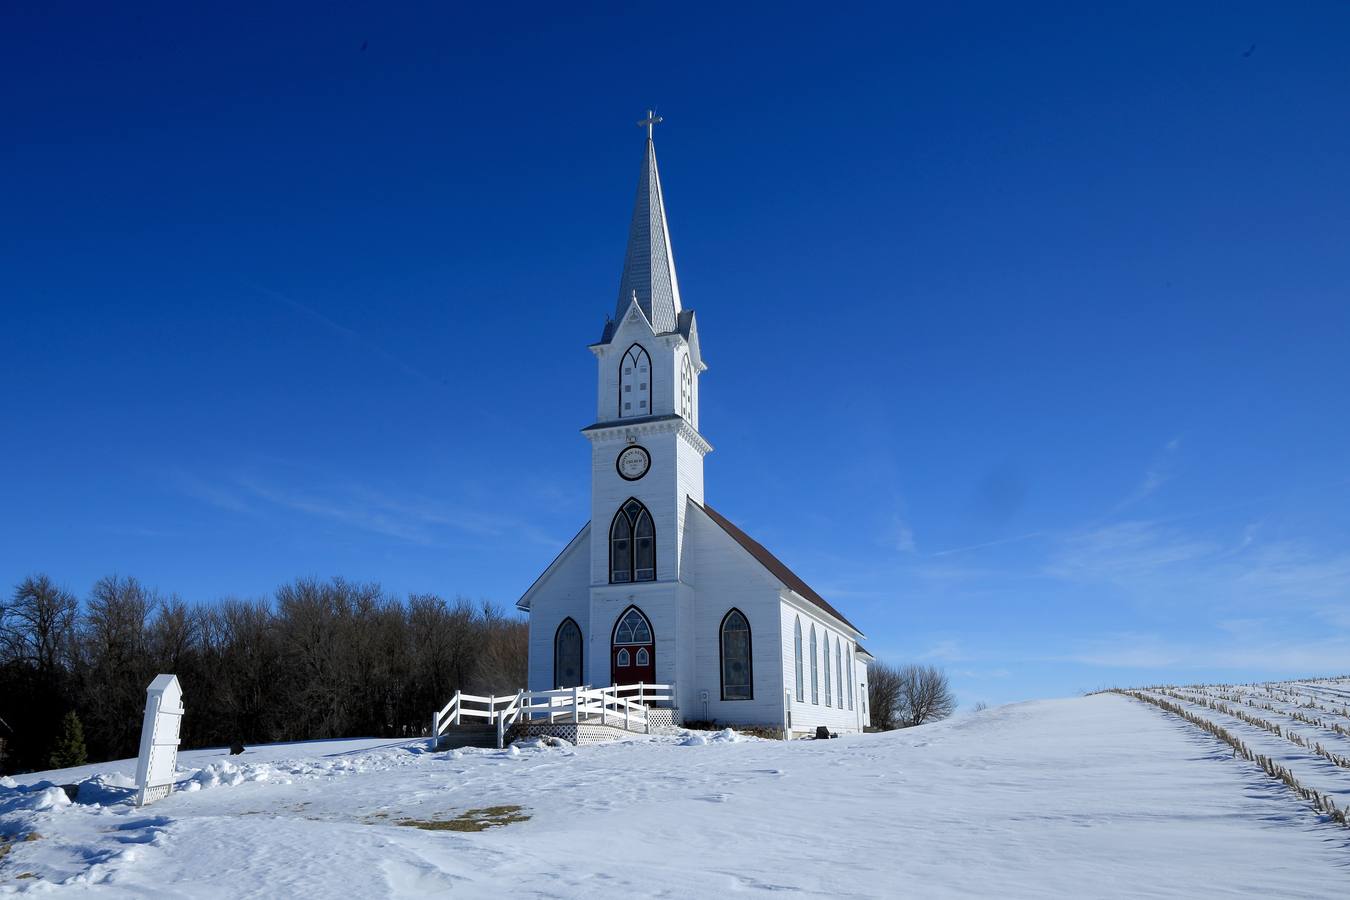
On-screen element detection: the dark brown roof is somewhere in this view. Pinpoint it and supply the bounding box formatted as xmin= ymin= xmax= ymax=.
xmin=699 ymin=502 xmax=862 ymax=635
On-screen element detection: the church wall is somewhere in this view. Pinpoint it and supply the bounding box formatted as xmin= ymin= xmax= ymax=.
xmin=525 ymin=531 xmax=593 ymax=693
xmin=684 ymin=507 xmax=787 ymax=726
xmin=779 ymin=600 xmax=869 ymax=735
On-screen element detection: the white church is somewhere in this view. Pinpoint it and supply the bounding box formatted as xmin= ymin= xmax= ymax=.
xmin=517 ymin=118 xmax=872 ymax=736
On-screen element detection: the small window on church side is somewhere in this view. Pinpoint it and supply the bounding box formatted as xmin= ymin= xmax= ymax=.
xmin=680 ymin=354 xmax=693 ymax=421
xmin=635 ymin=647 xmax=649 ymax=667
xmin=835 ymin=640 xmax=844 ymax=708
xmin=793 ymin=617 xmax=804 ymax=702
xmin=824 ymin=634 xmax=833 ymax=707
xmin=810 ymin=625 xmax=819 ymax=704
xmin=619 ymin=344 xmax=652 ymax=419
xmin=847 ymin=648 xmax=854 ymax=710
xmin=617 ymin=648 xmax=630 ymax=667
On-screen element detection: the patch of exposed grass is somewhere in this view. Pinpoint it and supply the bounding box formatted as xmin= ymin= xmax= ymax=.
xmin=0 ymin=832 xmax=41 ymax=866
xmin=397 ymin=805 xmax=530 ymax=832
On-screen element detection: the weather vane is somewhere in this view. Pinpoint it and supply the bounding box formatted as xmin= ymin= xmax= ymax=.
xmin=638 ymin=109 xmax=663 ymax=139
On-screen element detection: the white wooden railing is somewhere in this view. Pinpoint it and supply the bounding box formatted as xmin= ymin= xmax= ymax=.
xmin=432 ymin=683 xmax=674 ymax=749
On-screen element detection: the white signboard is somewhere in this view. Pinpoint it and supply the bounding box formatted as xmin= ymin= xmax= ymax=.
xmin=134 ymin=674 xmax=184 ymax=807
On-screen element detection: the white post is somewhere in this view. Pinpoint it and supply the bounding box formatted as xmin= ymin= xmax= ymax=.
xmin=134 ymin=674 xmax=184 ymax=807
xmin=431 ymin=710 xmax=440 ymax=748
xmin=639 ymin=681 xmax=645 ymax=707
xmin=454 ymin=690 xmax=462 ymax=726
xmin=572 ymin=686 xmax=580 ymax=724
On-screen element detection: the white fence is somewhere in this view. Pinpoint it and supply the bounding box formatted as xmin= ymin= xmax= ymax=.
xmin=432 ymin=683 xmax=674 ymax=749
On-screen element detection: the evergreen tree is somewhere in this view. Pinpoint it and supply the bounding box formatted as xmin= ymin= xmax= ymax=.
xmin=48 ymin=710 xmax=87 ymax=769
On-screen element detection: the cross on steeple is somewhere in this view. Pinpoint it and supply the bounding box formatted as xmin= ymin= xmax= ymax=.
xmin=638 ymin=109 xmax=663 ymax=140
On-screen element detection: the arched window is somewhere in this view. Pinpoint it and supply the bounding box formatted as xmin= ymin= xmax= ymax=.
xmin=680 ymin=353 xmax=693 ymax=421
xmin=614 ymin=607 xmax=653 ymax=644
xmin=620 ymin=344 xmax=651 ymax=418
xmin=810 ymin=625 xmax=819 ymax=704
xmin=835 ymin=640 xmax=844 ymax=708
xmin=636 ymin=647 xmax=649 ymax=667
xmin=610 ymin=498 xmax=655 ymax=583
xmin=847 ymin=647 xmax=855 ymax=710
xmin=554 ymin=618 xmax=583 ymax=689
xmin=616 ymin=648 xmax=630 ymax=667
xmin=720 ymin=609 xmax=752 ymax=700
xmin=793 ymin=617 xmax=804 ymax=702
xmin=824 ymin=634 xmax=833 ymax=707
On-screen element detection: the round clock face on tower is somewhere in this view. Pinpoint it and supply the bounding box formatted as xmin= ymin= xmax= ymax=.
xmin=616 ymin=445 xmax=651 ymax=481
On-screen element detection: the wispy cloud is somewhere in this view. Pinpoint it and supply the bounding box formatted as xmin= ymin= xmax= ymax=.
xmin=1043 ymin=519 xmax=1219 ymax=581
xmin=172 ymin=468 xmax=563 ymax=549
xmin=1111 ymin=436 xmax=1182 ymax=513
xmin=930 ymin=531 xmax=1045 ymax=558
xmin=245 ymin=281 xmax=446 ymax=390
xmin=168 ymin=470 xmax=252 ymax=513
xmin=892 ymin=516 xmax=917 ymax=553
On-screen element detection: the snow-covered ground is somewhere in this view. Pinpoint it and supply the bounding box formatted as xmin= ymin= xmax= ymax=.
xmin=2 ymin=693 xmax=1347 ymax=897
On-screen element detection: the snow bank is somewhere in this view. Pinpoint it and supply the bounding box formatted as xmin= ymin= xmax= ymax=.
xmin=679 ymin=727 xmax=743 ymax=746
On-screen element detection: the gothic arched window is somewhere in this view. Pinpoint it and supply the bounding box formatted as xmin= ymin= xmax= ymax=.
xmin=835 ymin=639 xmax=844 ymax=708
xmin=793 ymin=617 xmax=804 ymax=702
xmin=720 ymin=609 xmax=752 ymax=700
xmin=620 ymin=344 xmax=652 ymax=418
xmin=554 ymin=618 xmax=582 ymax=689
xmin=613 ymin=607 xmax=653 ymax=644
xmin=847 ymin=647 xmax=855 ymax=710
xmin=680 ymin=353 xmax=693 ymax=421
xmin=824 ymin=634 xmax=833 ymax=707
xmin=610 ymin=498 xmax=656 ymax=583
xmin=810 ymin=624 xmax=819 ymax=704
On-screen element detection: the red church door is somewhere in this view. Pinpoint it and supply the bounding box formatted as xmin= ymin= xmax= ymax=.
xmin=611 ymin=606 xmax=655 ymax=689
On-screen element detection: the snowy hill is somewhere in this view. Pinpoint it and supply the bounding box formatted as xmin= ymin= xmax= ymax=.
xmin=2 ymin=693 xmax=1347 ymax=897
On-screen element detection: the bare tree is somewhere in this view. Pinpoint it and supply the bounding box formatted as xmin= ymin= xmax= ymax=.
xmin=896 ymin=663 xmax=957 ymax=727
xmin=867 ymin=661 xmax=957 ymax=730
xmin=867 ymin=662 xmax=905 ymax=730
xmin=3 ymin=575 xmax=78 ymax=675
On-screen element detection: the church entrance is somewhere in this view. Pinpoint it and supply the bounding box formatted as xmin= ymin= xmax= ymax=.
xmin=611 ymin=605 xmax=655 ymax=689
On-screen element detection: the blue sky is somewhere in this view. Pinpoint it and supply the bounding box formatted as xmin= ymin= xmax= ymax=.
xmin=4 ymin=3 xmax=1349 ymax=707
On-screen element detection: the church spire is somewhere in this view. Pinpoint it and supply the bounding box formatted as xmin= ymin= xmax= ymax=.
xmin=614 ymin=111 xmax=682 ymax=334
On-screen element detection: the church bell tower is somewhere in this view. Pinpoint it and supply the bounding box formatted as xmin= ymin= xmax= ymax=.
xmin=581 ymin=113 xmax=709 ymax=688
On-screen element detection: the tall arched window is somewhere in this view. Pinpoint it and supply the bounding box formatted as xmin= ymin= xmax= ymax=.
xmin=793 ymin=617 xmax=804 ymax=702
xmin=824 ymin=634 xmax=833 ymax=707
xmin=835 ymin=640 xmax=844 ymax=708
xmin=554 ymin=618 xmax=582 ymax=689
xmin=810 ymin=624 xmax=819 ymax=704
xmin=720 ymin=609 xmax=752 ymax=700
xmin=610 ymin=498 xmax=655 ymax=583
xmin=679 ymin=353 xmax=693 ymax=421
xmin=620 ymin=344 xmax=651 ymax=418
xmin=847 ymin=647 xmax=855 ymax=710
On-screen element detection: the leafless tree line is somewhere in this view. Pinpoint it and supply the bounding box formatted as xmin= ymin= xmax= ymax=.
xmin=867 ymin=662 xmax=957 ymax=730
xmin=0 ymin=574 xmax=526 ymax=773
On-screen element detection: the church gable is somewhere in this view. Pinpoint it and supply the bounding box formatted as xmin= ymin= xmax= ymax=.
xmin=694 ymin=501 xmax=863 ymax=636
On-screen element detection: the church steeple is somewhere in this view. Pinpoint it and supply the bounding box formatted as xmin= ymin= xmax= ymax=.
xmin=614 ymin=111 xmax=682 ymax=335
